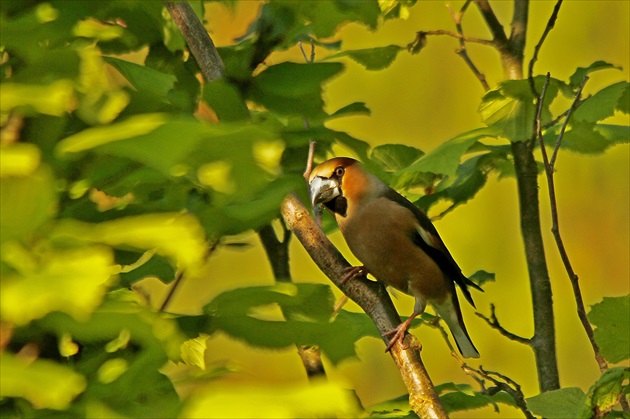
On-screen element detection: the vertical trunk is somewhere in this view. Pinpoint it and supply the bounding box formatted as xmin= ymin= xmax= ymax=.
xmin=511 ymin=141 xmax=560 ymax=392
xmin=502 ymin=0 xmax=560 ymax=392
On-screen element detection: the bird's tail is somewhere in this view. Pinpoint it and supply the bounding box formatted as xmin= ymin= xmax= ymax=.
xmin=432 ymin=295 xmax=480 ymax=358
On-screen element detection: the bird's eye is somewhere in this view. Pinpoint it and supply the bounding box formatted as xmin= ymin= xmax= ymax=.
xmin=334 ymin=166 xmax=345 ymax=177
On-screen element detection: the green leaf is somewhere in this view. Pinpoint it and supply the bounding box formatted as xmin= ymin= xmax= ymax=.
xmin=0 ymin=150 xmax=57 ymax=244
xmin=366 ymin=394 xmax=417 ymax=418
xmin=0 ymin=80 xmax=74 ymax=116
xmin=468 ymin=270 xmax=495 ymax=287
xmin=117 ymin=250 xmax=177 ymax=286
xmin=573 ymin=82 xmax=629 ymax=123
xmin=370 ymin=144 xmax=424 ymax=172
xmin=0 ymin=246 xmax=114 ymax=325
xmin=181 ymin=380 xmax=359 ymax=418
xmin=203 ymin=79 xmax=250 ymax=121
xmin=553 ymin=123 xmax=630 ymax=155
xmin=379 ymin=0 xmax=418 ymax=20
xmin=399 ymin=127 xmax=499 ymax=177
xmin=203 ymin=283 xmax=384 ymax=364
xmin=0 ymin=353 xmax=86 ymax=410
xmin=326 ymin=45 xmax=404 ymax=71
xmin=588 ymin=295 xmax=630 ymax=363
xmin=250 ymin=62 xmax=344 ymax=117
xmin=51 ymin=213 xmax=208 ymax=273
xmin=104 ymin=56 xmax=177 ymax=99
xmin=435 ymin=382 xmax=517 ymax=414
xmin=569 ymin=61 xmax=621 ymax=88
xmin=526 ymin=387 xmax=590 ymax=419
xmin=329 ymin=101 xmax=371 ymax=119
xmin=56 ymin=113 xmax=168 ymax=154
xmin=588 ymin=367 xmax=630 ymax=415
xmin=180 ymin=335 xmax=210 ymax=370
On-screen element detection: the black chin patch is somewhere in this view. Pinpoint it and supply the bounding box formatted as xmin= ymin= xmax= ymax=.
xmin=324 ymin=196 xmax=347 ymax=217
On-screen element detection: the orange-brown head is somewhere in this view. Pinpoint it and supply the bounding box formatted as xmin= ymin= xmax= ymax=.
xmin=308 ymin=157 xmax=385 ymax=217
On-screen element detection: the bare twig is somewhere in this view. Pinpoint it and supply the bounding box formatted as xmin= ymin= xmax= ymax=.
xmin=475 ymin=304 xmax=531 ymax=345
xmin=160 ymin=240 xmax=220 ymax=312
xmin=303 ymin=141 xmax=317 ymax=181
xmin=418 ymin=29 xmax=494 ymax=47
xmin=528 ymin=0 xmax=564 ymax=97
xmin=162 ymin=0 xmax=224 ymax=82
xmin=446 ymin=1 xmax=491 ymax=91
xmin=535 ymin=74 xmax=610 ymax=375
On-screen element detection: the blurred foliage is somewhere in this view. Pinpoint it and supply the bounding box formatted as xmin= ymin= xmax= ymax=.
xmin=0 ymin=0 xmax=628 ymax=418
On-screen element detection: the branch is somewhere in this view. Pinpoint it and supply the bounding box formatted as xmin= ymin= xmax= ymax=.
xmin=431 ymin=319 xmax=535 ymax=418
xmin=534 ymin=74 xmax=609 ymax=374
xmin=473 ymin=0 xmax=508 ymax=46
xmin=527 ymin=0 xmax=564 ymax=97
xmin=258 ymin=222 xmax=327 ymax=379
xmin=446 ymin=1 xmax=491 ymax=91
xmin=162 ymin=0 xmax=224 ymax=82
xmin=281 ymin=194 xmax=447 ymax=418
xmin=417 ymin=30 xmax=494 ymax=46
xmin=475 ymin=304 xmax=531 ymax=345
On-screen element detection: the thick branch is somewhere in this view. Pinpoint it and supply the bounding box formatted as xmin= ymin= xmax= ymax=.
xmin=162 ymin=0 xmax=224 ymax=82
xmin=473 ymin=0 xmax=508 ymax=45
xmin=281 ymin=194 xmax=447 ymax=418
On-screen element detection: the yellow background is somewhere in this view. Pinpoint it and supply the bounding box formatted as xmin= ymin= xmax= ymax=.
xmin=148 ymin=2 xmax=629 ymax=417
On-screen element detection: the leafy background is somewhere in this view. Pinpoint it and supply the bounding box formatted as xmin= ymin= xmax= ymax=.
xmin=0 ymin=1 xmax=628 ymax=418
xmin=154 ymin=3 xmax=629 ymax=416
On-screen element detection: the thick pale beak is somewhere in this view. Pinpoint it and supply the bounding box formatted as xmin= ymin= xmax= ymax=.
xmin=309 ymin=176 xmax=341 ymax=206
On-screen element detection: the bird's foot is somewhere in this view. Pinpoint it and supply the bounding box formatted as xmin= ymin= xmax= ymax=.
xmin=341 ymin=265 xmax=368 ymax=285
xmin=383 ymin=316 xmax=415 ymax=352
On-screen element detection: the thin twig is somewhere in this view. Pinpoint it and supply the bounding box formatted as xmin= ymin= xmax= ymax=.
xmin=528 ymin=0 xmax=564 ymax=97
xmin=418 ymin=30 xmax=494 ymax=46
xmin=303 ymin=141 xmax=317 ymax=181
xmin=475 ymin=304 xmax=531 ymax=345
xmin=446 ymin=1 xmax=491 ymax=91
xmin=535 ymin=74 xmax=609 ymax=374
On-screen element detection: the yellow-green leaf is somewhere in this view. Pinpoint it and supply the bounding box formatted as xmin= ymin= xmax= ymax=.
xmin=0 ymin=353 xmax=86 ymax=410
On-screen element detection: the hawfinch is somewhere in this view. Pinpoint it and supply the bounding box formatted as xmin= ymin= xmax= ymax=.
xmin=309 ymin=157 xmax=481 ymax=357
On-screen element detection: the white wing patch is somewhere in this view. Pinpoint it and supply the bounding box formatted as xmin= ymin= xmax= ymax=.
xmin=416 ymin=225 xmax=439 ymax=249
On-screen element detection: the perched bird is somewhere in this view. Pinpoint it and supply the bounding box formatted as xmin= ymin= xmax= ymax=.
xmin=308 ymin=157 xmax=481 ymax=357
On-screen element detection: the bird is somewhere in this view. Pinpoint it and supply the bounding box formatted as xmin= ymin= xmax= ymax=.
xmin=308 ymin=156 xmax=481 ymax=357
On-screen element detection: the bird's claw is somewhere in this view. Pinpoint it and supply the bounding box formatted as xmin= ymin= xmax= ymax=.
xmin=383 ymin=323 xmax=408 ymax=352
xmin=341 ymin=265 xmax=368 ymax=285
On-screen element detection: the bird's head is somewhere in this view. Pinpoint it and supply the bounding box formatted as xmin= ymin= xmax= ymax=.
xmin=308 ymin=157 xmax=379 ymax=217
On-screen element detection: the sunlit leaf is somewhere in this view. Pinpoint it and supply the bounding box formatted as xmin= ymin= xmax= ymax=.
xmin=588 ymin=367 xmax=629 ymax=415
xmin=0 ymin=143 xmax=41 ymax=177
xmin=51 ymin=213 xmax=208 ymax=272
xmin=0 ymin=246 xmax=114 ymax=325
xmin=400 ymin=127 xmax=498 ymax=178
xmin=56 ymin=113 xmax=168 ymax=154
xmin=573 ymin=82 xmax=629 ymax=123
xmin=181 ymin=335 xmax=210 ymax=370
xmin=0 ymin=80 xmax=74 ymax=116
xmin=588 ymin=295 xmax=630 ymax=363
xmin=0 ymin=353 xmax=86 ymax=410
xmin=181 ymin=379 xmax=359 ymax=418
